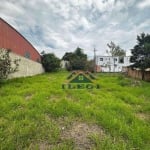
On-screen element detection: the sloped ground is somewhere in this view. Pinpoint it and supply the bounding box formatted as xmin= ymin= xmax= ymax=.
xmin=0 ymin=72 xmax=150 ymax=150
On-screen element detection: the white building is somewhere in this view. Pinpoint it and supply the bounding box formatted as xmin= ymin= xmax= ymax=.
xmin=96 ymin=56 xmax=132 ymax=72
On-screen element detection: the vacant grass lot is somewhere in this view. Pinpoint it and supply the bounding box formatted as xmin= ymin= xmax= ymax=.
xmin=0 ymin=72 xmax=150 ymax=150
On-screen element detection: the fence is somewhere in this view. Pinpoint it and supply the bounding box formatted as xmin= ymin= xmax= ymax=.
xmin=124 ymin=67 xmax=150 ymax=81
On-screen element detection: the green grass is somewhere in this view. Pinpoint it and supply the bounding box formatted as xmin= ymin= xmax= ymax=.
xmin=0 ymin=72 xmax=150 ymax=150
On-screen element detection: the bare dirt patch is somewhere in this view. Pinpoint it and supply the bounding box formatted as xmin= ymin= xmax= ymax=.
xmin=61 ymin=122 xmax=104 ymax=150
xmin=136 ymin=113 xmax=150 ymax=121
xmin=49 ymin=95 xmax=61 ymax=102
xmin=28 ymin=141 xmax=53 ymax=150
xmin=25 ymin=93 xmax=33 ymax=100
xmin=38 ymin=142 xmax=52 ymax=150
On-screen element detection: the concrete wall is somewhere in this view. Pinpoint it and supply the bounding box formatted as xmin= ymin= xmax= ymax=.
xmin=9 ymin=52 xmax=45 ymax=78
xmin=60 ymin=60 xmax=69 ymax=69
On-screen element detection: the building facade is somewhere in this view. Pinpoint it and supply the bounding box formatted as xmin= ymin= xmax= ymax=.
xmin=96 ymin=56 xmax=132 ymax=72
xmin=0 ymin=18 xmax=44 ymax=78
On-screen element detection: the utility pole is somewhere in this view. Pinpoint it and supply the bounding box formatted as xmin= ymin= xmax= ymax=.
xmin=94 ymin=47 xmax=97 ymax=73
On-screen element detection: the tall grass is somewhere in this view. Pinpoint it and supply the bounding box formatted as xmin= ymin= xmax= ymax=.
xmin=0 ymin=72 xmax=150 ymax=149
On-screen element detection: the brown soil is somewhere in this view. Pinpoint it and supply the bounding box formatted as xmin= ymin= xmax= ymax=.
xmin=136 ymin=113 xmax=149 ymax=121
xmin=49 ymin=95 xmax=61 ymax=102
xmin=61 ymin=122 xmax=104 ymax=150
xmin=25 ymin=93 xmax=33 ymax=100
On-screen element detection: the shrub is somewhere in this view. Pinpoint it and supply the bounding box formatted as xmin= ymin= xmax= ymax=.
xmin=0 ymin=48 xmax=19 ymax=81
xmin=62 ymin=47 xmax=88 ymax=71
xmin=41 ymin=53 xmax=60 ymax=72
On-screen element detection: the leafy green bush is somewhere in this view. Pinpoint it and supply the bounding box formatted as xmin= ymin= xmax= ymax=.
xmin=0 ymin=48 xmax=19 ymax=81
xmin=41 ymin=53 xmax=60 ymax=72
xmin=62 ymin=47 xmax=88 ymax=71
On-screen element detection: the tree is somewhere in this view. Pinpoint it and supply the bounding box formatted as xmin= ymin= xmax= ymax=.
xmin=41 ymin=53 xmax=60 ymax=72
xmin=74 ymin=47 xmax=87 ymax=59
xmin=62 ymin=47 xmax=88 ymax=71
xmin=130 ymin=33 xmax=150 ymax=80
xmin=85 ymin=60 xmax=95 ymax=72
xmin=106 ymin=41 xmax=126 ymax=72
xmin=0 ymin=48 xmax=19 ymax=81
xmin=71 ymin=57 xmax=87 ymax=70
xmin=62 ymin=52 xmax=75 ymax=62
xmin=62 ymin=52 xmax=75 ymax=71
xmin=106 ymin=41 xmax=126 ymax=56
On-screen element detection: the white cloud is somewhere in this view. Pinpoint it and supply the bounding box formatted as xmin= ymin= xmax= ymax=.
xmin=137 ymin=0 xmax=150 ymax=9
xmin=0 ymin=0 xmax=150 ymax=58
xmin=0 ymin=1 xmax=24 ymax=16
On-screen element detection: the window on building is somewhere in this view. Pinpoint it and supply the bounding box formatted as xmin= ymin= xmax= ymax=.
xmin=100 ymin=58 xmax=103 ymax=61
xmin=114 ymin=64 xmax=117 ymax=67
xmin=114 ymin=58 xmax=117 ymax=62
xmin=24 ymin=51 xmax=30 ymax=59
xmin=119 ymin=57 xmax=124 ymax=63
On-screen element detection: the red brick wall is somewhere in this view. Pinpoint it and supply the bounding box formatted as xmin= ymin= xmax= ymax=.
xmin=0 ymin=18 xmax=41 ymax=62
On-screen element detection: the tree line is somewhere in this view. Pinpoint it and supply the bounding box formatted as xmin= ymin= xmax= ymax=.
xmin=0 ymin=33 xmax=150 ymax=81
xmin=34 ymin=32 xmax=150 ymax=81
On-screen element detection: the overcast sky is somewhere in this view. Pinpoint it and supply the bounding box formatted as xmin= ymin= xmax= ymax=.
xmin=0 ymin=0 xmax=150 ymax=58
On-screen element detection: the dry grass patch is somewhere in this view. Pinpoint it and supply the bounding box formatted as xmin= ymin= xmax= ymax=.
xmin=49 ymin=95 xmax=61 ymax=102
xmin=28 ymin=141 xmax=52 ymax=150
xmin=61 ymin=121 xmax=104 ymax=150
xmin=25 ymin=93 xmax=34 ymax=100
xmin=136 ymin=113 xmax=150 ymax=121
xmin=130 ymin=80 xmax=142 ymax=87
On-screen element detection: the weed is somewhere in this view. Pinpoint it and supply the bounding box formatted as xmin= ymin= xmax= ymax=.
xmin=0 ymin=72 xmax=150 ymax=149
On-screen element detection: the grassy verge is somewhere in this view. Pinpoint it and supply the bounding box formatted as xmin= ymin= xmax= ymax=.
xmin=0 ymin=72 xmax=150 ymax=149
